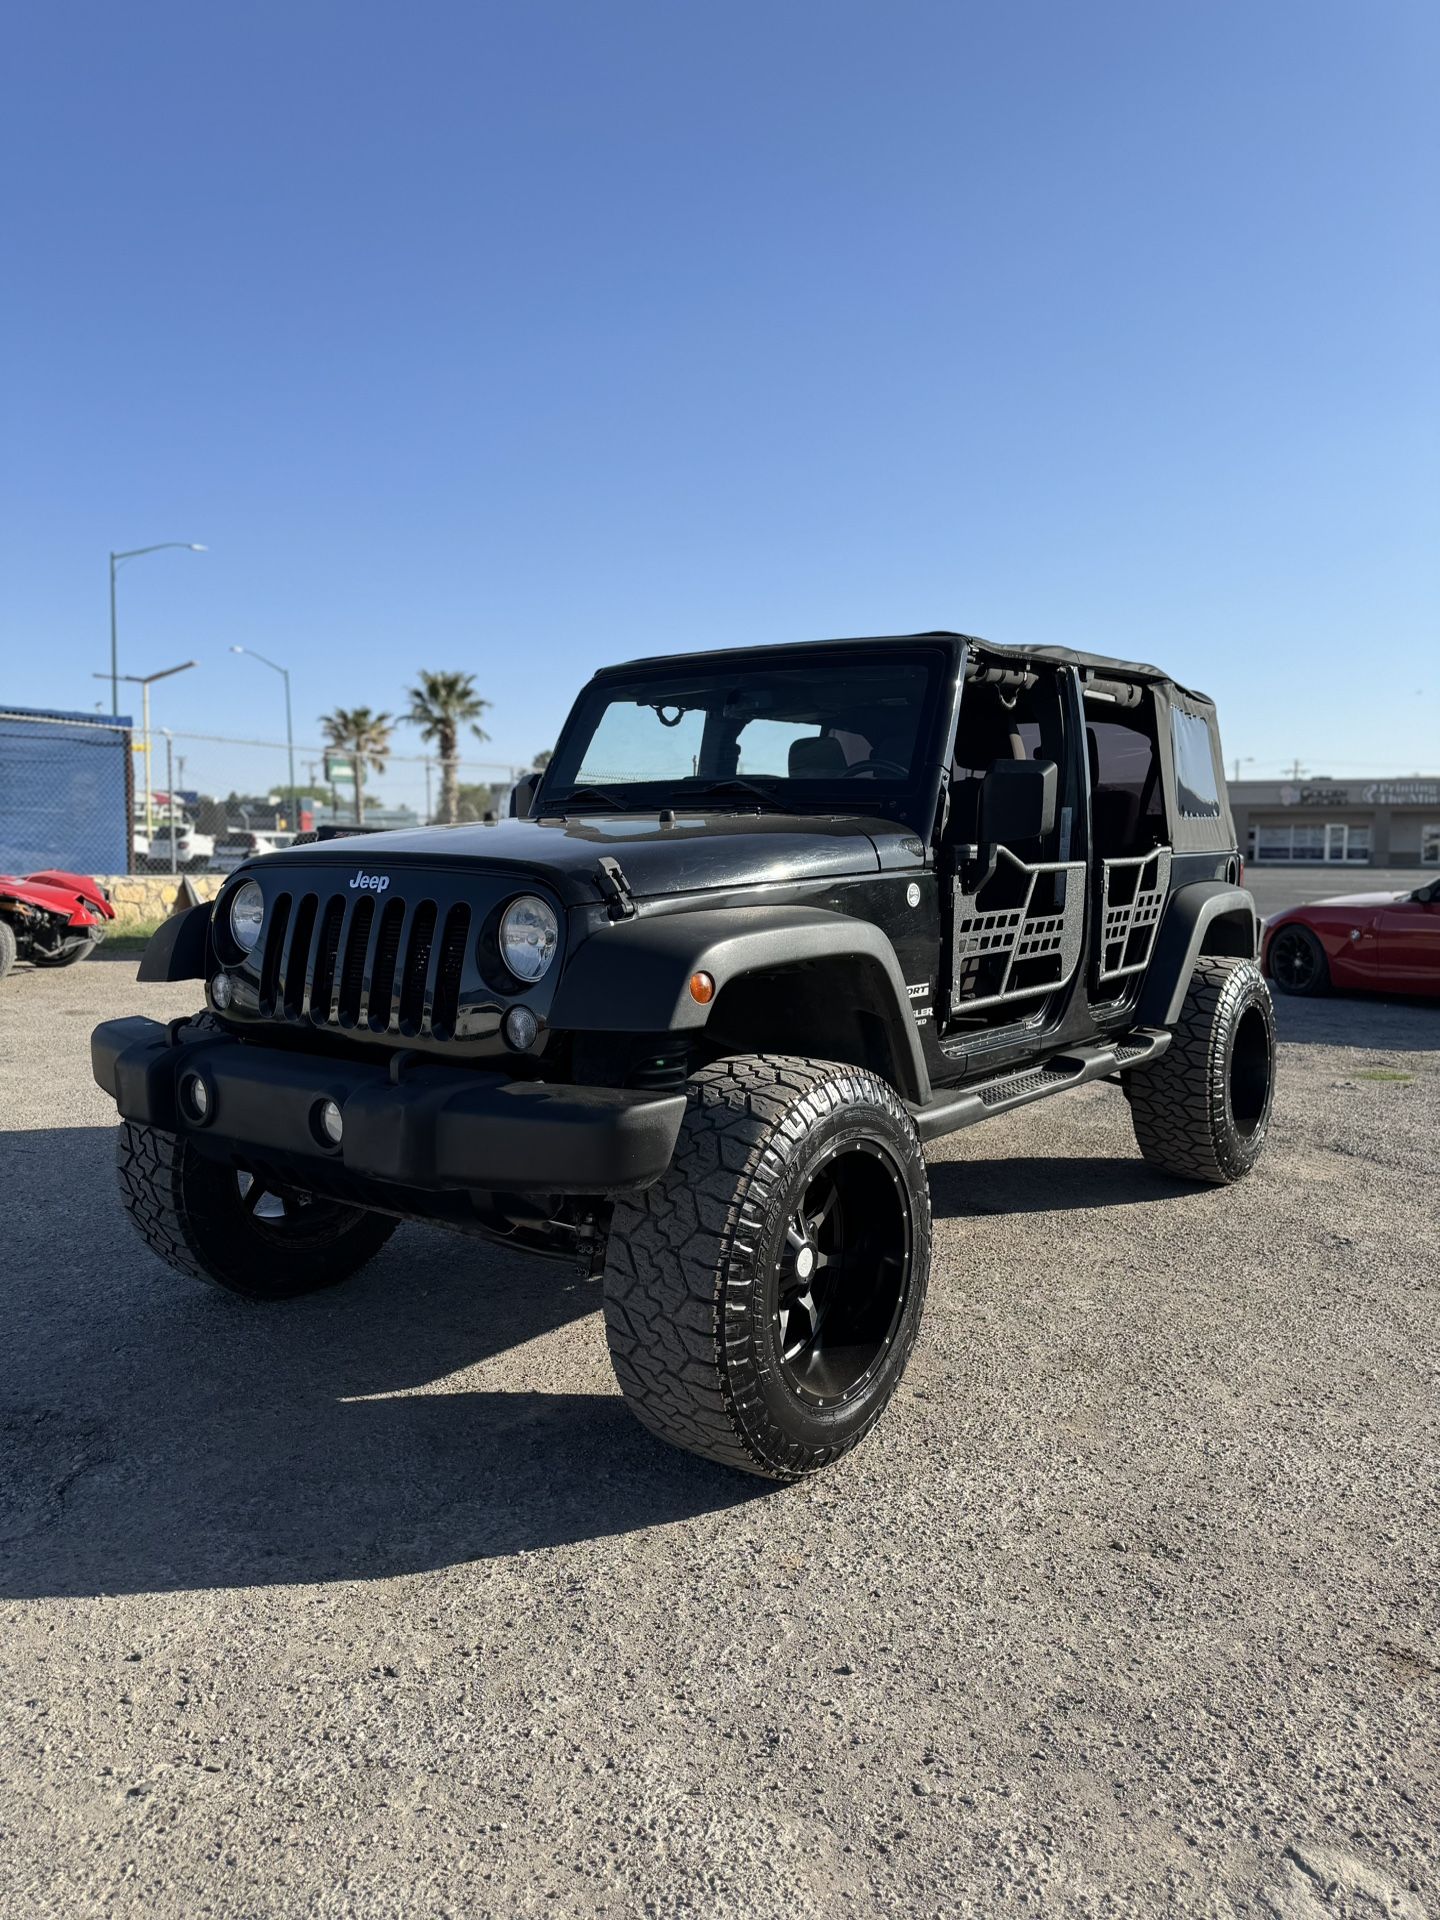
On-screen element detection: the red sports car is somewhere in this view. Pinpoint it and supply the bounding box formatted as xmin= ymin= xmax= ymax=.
xmin=1263 ymin=876 xmax=1440 ymax=997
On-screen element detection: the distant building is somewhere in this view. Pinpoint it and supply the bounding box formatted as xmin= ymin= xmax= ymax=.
xmin=309 ymin=800 xmax=422 ymax=833
xmin=1229 ymin=776 xmax=1440 ymax=869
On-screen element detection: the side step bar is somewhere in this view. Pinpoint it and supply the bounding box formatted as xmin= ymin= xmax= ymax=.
xmin=910 ymin=1028 xmax=1171 ymax=1144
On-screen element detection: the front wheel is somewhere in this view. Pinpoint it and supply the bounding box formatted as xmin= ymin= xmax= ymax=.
xmin=0 ymin=921 xmax=15 ymax=978
xmin=117 ymin=1121 xmax=398 ymax=1298
xmin=32 ymin=940 xmax=96 ymax=968
xmin=1128 ymin=957 xmax=1276 ymax=1183
xmin=602 ymin=1057 xmax=931 ymax=1481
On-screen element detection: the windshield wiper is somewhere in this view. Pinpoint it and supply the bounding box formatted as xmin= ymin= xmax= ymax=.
xmin=554 ymin=785 xmax=627 ymax=812
xmin=691 ymin=778 xmax=787 ymax=811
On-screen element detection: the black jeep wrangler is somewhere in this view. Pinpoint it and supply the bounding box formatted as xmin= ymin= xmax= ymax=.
xmin=93 ymin=633 xmax=1275 ymax=1481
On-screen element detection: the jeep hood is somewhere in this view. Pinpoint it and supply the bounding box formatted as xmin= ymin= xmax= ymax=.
xmin=257 ymin=812 xmax=920 ymax=904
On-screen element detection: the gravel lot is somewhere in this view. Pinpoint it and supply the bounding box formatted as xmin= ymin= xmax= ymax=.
xmin=2 ymin=955 xmax=1436 ymax=1919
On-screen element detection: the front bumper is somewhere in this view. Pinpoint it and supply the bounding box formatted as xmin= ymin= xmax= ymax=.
xmin=91 ymin=1016 xmax=685 ymax=1195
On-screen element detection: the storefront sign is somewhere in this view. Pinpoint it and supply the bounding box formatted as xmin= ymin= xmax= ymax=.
xmin=1280 ymin=785 xmax=1350 ymax=807
xmin=1361 ymin=781 xmax=1439 ymax=806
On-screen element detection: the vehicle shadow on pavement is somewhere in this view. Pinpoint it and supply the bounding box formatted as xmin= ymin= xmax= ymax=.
xmin=927 ymin=1153 xmax=1191 ymax=1216
xmin=1 ymin=1127 xmax=764 ymax=1601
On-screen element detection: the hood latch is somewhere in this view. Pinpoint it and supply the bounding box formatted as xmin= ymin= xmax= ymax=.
xmin=595 ymin=856 xmax=637 ymax=921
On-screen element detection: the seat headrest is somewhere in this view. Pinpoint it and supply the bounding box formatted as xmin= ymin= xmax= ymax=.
xmin=788 ymin=735 xmax=847 ymax=778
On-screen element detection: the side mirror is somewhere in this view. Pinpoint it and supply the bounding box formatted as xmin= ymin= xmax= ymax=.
xmin=509 ymin=772 xmax=542 ymax=819
xmin=980 ymin=758 xmax=1057 ymax=850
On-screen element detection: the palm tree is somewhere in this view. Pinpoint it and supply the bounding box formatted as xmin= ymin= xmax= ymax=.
xmin=320 ymin=706 xmax=393 ymax=825
xmin=406 ymin=671 xmax=492 ymax=824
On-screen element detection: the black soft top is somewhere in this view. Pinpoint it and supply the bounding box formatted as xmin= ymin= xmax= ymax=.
xmin=608 ymin=631 xmax=1214 ymax=708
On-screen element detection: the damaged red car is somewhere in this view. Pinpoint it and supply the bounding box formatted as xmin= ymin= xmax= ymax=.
xmin=0 ymin=871 xmax=115 ymax=975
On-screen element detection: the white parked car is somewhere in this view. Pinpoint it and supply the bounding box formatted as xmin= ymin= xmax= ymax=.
xmin=143 ymin=821 xmax=216 ymax=872
xmin=209 ymin=830 xmax=289 ymax=872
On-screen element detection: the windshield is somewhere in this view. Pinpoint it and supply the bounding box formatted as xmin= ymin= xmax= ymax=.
xmin=546 ymin=650 xmax=942 ymax=810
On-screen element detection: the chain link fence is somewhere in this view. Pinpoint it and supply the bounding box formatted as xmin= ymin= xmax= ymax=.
xmin=0 ymin=708 xmax=135 ymax=874
xmin=0 ymin=705 xmax=530 ymax=878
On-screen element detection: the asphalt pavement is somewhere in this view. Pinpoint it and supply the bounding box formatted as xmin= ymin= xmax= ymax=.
xmin=1 ymin=954 xmax=1436 ymax=1919
xmin=1246 ymin=866 xmax=1426 ymax=917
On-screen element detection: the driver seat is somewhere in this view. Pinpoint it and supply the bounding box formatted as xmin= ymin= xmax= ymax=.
xmin=788 ymin=735 xmax=848 ymax=778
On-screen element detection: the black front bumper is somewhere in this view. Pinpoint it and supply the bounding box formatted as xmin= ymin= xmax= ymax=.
xmin=91 ymin=1017 xmax=686 ymax=1195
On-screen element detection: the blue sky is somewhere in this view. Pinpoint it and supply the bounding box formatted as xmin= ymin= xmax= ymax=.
xmin=2 ymin=0 xmax=1436 ymax=799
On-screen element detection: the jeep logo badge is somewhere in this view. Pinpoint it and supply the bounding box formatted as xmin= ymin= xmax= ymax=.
xmin=349 ymin=871 xmax=390 ymax=893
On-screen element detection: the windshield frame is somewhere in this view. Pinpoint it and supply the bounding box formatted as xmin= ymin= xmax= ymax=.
xmin=537 ymin=640 xmax=962 ymax=835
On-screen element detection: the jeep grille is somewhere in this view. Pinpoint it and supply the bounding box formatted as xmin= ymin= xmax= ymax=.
xmin=256 ymin=888 xmax=471 ymax=1040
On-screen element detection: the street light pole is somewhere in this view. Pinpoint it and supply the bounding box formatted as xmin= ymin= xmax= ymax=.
xmin=107 ymin=543 xmax=206 ymax=717
xmin=230 ymin=646 xmax=297 ymax=824
xmin=95 ymin=660 xmax=199 ymax=851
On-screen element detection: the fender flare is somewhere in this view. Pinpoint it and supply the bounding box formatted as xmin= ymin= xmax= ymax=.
xmin=137 ymin=902 xmax=212 ymax=983
xmin=548 ymin=904 xmax=932 ymax=1105
xmin=1136 ymin=883 xmax=1259 ymax=1028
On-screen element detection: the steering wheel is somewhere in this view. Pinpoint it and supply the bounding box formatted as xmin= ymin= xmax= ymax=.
xmin=842 ymin=757 xmax=909 ymax=779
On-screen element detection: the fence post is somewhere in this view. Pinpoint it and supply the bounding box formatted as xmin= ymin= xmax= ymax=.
xmin=165 ymin=732 xmax=178 ymax=877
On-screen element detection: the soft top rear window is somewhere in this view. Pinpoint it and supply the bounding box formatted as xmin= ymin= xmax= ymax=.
xmin=1171 ymin=709 xmax=1222 ymax=818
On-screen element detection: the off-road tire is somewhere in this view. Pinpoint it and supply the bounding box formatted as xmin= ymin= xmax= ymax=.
xmin=602 ymin=1056 xmax=931 ymax=1481
xmin=1267 ymin=923 xmax=1330 ymax=996
xmin=0 ymin=921 xmax=15 ymax=977
xmin=117 ymin=1119 xmax=397 ymax=1299
xmin=1128 ymin=957 xmax=1276 ymax=1184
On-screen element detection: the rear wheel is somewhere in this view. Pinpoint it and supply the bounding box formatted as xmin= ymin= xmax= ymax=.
xmin=1268 ymin=924 xmax=1329 ymax=996
xmin=602 ymin=1056 xmax=931 ymax=1481
xmin=117 ymin=1120 xmax=397 ymax=1298
xmin=1128 ymin=957 xmax=1276 ymax=1183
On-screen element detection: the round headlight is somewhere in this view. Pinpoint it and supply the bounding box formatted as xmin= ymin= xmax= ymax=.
xmin=499 ymin=895 xmax=558 ymax=983
xmin=229 ymin=880 xmax=265 ymax=953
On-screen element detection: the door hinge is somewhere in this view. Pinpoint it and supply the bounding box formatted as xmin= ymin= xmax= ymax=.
xmin=595 ymin=856 xmax=637 ymax=921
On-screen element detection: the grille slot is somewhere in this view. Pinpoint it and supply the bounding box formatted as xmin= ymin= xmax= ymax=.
xmin=337 ymin=897 xmax=374 ymax=1027
xmin=283 ymin=894 xmax=318 ymax=1017
xmin=368 ymin=899 xmax=406 ymax=1031
xmin=397 ymin=901 xmax=438 ymax=1035
xmin=258 ymin=892 xmax=291 ymax=1014
xmin=309 ymin=895 xmax=346 ymax=1023
xmin=431 ymin=904 xmax=471 ymax=1040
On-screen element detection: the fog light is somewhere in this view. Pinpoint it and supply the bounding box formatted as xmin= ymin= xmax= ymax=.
xmin=211 ymin=972 xmax=233 ymax=1010
xmin=316 ymin=1098 xmax=344 ymax=1147
xmin=181 ymin=1072 xmax=210 ymax=1122
xmin=503 ymin=1005 xmax=539 ymax=1051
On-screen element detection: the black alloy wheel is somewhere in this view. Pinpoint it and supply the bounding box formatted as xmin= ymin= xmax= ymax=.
xmin=117 ymin=1120 xmax=397 ymax=1298
xmin=602 ymin=1055 xmax=932 ymax=1481
xmin=774 ymin=1142 xmax=914 ymax=1408
xmin=1268 ymin=924 xmax=1329 ymax=996
xmin=1128 ymin=957 xmax=1277 ymax=1183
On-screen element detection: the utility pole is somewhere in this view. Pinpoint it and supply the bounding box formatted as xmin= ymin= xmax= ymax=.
xmin=1232 ymin=756 xmax=1255 ymax=782
xmin=1284 ymin=758 xmax=1308 ymax=781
